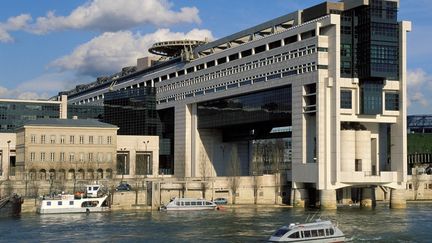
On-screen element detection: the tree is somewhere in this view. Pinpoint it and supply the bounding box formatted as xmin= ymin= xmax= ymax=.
xmin=227 ymin=145 xmax=241 ymax=204
xmin=199 ymin=147 xmax=211 ymax=199
xmin=272 ymin=139 xmax=285 ymax=204
xmin=251 ymin=141 xmax=263 ymax=204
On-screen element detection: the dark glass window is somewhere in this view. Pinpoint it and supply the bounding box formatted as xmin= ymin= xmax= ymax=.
xmin=241 ymin=49 xmax=252 ymax=57
xmin=269 ymin=40 xmax=282 ymax=50
xmin=340 ymin=90 xmax=352 ymax=109
xmin=385 ymin=92 xmax=399 ymax=111
xmin=360 ymin=80 xmax=383 ymax=115
xmin=254 ymin=45 xmax=266 ymax=54
xmin=198 ymin=86 xmax=291 ymax=129
xmin=217 ymin=57 xmax=227 ymax=64
xmin=229 ymin=53 xmax=239 ymax=61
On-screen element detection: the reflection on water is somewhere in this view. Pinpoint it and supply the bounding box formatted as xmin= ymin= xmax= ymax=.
xmin=0 ymin=204 xmax=431 ymax=242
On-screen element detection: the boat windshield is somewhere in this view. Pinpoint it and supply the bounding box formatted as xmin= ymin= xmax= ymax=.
xmin=272 ymin=227 xmax=290 ymax=237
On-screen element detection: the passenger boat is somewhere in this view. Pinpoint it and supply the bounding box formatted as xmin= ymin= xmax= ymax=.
xmin=160 ymin=197 xmax=217 ymax=211
xmin=37 ymin=185 xmax=110 ymax=214
xmin=269 ymin=219 xmax=346 ymax=242
xmin=0 ymin=194 xmax=23 ymax=217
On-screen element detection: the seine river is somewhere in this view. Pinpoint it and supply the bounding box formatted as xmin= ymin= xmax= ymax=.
xmin=0 ymin=203 xmax=431 ymax=242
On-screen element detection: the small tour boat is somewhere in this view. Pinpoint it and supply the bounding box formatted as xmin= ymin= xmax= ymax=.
xmin=269 ymin=219 xmax=346 ymax=242
xmin=160 ymin=197 xmax=217 ymax=211
xmin=37 ymin=185 xmax=110 ymax=214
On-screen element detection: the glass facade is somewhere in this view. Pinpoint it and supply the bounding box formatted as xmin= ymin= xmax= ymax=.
xmin=197 ymin=86 xmax=292 ymax=130
xmin=340 ymin=90 xmax=352 ymax=109
xmin=68 ymin=104 xmax=104 ymax=120
xmin=340 ymin=0 xmax=399 ymax=80
xmin=385 ymin=92 xmax=399 ymax=111
xmin=103 ymin=87 xmax=160 ymax=135
xmin=0 ymin=101 xmax=60 ymax=132
xmin=360 ymin=80 xmax=383 ymax=115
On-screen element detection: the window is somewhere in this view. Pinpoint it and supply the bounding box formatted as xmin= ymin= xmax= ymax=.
xmin=89 ymin=136 xmax=94 ymax=144
xmin=79 ymin=136 xmax=84 ymax=144
xmin=69 ymin=153 xmax=75 ymax=162
xmin=255 ymin=45 xmax=266 ymax=54
xmin=30 ymin=152 xmax=35 ymax=162
xmin=385 ymin=92 xmax=399 ymax=111
xmin=60 ymin=152 xmax=65 ymax=162
xmin=41 ymin=135 xmax=46 ymax=144
xmin=58 ymin=201 xmax=62 ymax=206
xmin=288 ymin=232 xmax=300 ymax=239
xmin=304 ymin=231 xmax=311 ymax=238
xmin=50 ymin=152 xmax=55 ymax=162
xmin=79 ymin=153 xmax=84 ymax=162
xmin=355 ymin=159 xmax=362 ymax=171
xmin=98 ymin=136 xmax=103 ymax=144
xmin=340 ymin=90 xmax=352 ymax=109
xmin=60 ymin=135 xmax=65 ymax=144
xmin=69 ymin=201 xmax=74 ymax=205
xmin=107 ymin=136 xmax=112 ymax=145
xmin=31 ymin=134 xmax=36 ymax=143
xmin=88 ymin=153 xmax=93 ymax=162
xmin=69 ymin=135 xmax=75 ymax=144
xmin=50 ymin=135 xmax=56 ymax=144
xmin=98 ymin=153 xmax=103 ymax=162
xmin=40 ymin=152 xmax=46 ymax=161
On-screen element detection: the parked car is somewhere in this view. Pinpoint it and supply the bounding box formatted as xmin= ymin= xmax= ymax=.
xmin=116 ymin=183 xmax=132 ymax=191
xmin=213 ymin=198 xmax=228 ymax=205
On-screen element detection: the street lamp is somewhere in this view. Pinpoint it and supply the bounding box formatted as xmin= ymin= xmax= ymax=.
xmin=7 ymin=140 xmax=11 ymax=180
xmin=143 ymin=141 xmax=150 ymax=175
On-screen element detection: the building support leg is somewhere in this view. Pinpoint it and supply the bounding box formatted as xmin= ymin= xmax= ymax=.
xmin=291 ymin=188 xmax=308 ymax=208
xmin=341 ymin=187 xmax=352 ymax=205
xmin=390 ymin=189 xmax=407 ymax=209
xmin=320 ymin=189 xmax=337 ymax=209
xmin=361 ymin=187 xmax=376 ymax=208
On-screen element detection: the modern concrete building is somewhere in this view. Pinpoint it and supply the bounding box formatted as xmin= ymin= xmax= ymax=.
xmin=58 ymin=0 xmax=410 ymax=208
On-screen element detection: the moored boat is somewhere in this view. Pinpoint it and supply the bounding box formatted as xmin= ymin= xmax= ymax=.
xmin=160 ymin=197 xmax=217 ymax=211
xmin=269 ymin=219 xmax=346 ymax=242
xmin=37 ymin=185 xmax=110 ymax=214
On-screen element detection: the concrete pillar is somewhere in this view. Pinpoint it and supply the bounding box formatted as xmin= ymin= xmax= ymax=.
xmin=291 ymin=188 xmax=308 ymax=207
xmin=390 ymin=189 xmax=407 ymax=209
xmin=361 ymin=187 xmax=376 ymax=208
xmin=320 ymin=189 xmax=337 ymax=209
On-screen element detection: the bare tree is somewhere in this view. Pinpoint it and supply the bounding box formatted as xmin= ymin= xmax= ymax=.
xmin=199 ymin=147 xmax=211 ymax=199
xmin=227 ymin=145 xmax=241 ymax=204
xmin=272 ymin=139 xmax=285 ymax=204
xmin=412 ymin=164 xmax=422 ymax=200
xmin=251 ymin=142 xmax=263 ymax=204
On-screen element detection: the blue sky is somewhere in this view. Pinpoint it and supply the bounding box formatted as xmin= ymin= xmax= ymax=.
xmin=0 ymin=0 xmax=431 ymax=114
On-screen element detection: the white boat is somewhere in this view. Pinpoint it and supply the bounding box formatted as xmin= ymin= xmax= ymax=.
xmin=160 ymin=197 xmax=217 ymax=211
xmin=269 ymin=219 xmax=346 ymax=242
xmin=37 ymin=185 xmax=110 ymax=214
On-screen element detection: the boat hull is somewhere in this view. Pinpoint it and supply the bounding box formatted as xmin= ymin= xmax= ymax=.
xmin=37 ymin=207 xmax=110 ymax=214
xmin=164 ymin=206 xmax=216 ymax=211
xmin=269 ymin=236 xmax=346 ymax=242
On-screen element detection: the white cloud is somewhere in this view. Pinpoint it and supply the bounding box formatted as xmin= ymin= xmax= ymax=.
xmin=0 ymin=14 xmax=32 ymax=42
xmin=0 ymin=0 xmax=201 ymax=41
xmin=407 ymin=68 xmax=432 ymax=113
xmin=0 ymin=72 xmax=85 ymax=99
xmin=50 ymin=28 xmax=214 ymax=76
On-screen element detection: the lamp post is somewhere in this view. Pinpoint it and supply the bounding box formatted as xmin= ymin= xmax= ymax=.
xmin=143 ymin=141 xmax=150 ymax=175
xmin=6 ymin=140 xmax=11 ymax=180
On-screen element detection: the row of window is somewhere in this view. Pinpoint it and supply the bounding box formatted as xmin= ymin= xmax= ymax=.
xmin=30 ymin=135 xmax=112 ymax=145
xmin=29 ymin=152 xmax=112 ymax=163
xmin=284 ymin=228 xmax=335 ymax=239
xmin=159 ymin=61 xmax=318 ymax=104
xmin=158 ymin=44 xmax=320 ymax=94
xmin=340 ymin=90 xmax=399 ymax=111
xmin=73 ymin=21 xmax=326 ymax=106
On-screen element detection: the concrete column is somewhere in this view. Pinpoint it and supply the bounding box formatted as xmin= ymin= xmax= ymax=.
xmin=361 ymin=187 xmax=376 ymax=208
xmin=291 ymin=188 xmax=308 ymax=208
xmin=390 ymin=189 xmax=407 ymax=209
xmin=320 ymin=189 xmax=337 ymax=209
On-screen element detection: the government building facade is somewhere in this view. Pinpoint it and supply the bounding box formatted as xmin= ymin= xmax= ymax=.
xmin=2 ymin=0 xmax=412 ymax=208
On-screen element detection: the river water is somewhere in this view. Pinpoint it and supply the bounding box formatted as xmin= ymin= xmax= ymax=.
xmin=0 ymin=203 xmax=431 ymax=242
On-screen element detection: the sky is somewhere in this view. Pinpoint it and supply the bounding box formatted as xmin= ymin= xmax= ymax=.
xmin=0 ymin=0 xmax=431 ymax=115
